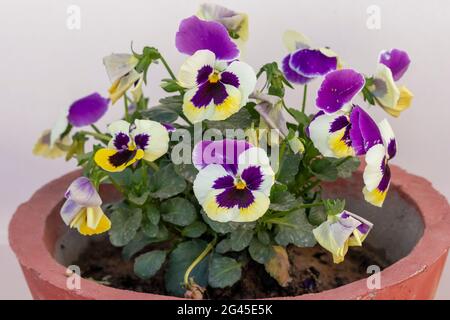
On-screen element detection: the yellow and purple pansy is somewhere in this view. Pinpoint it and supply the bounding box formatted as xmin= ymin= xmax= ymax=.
xmin=94 ymin=119 xmax=169 ymax=172
xmin=281 ymin=30 xmax=339 ymax=84
xmin=103 ymin=53 xmax=142 ymax=104
xmin=177 ymin=49 xmax=256 ymax=123
xmin=369 ymin=49 xmax=413 ymax=117
xmin=60 ymin=177 xmax=111 ymax=236
xmin=192 ymin=139 xmax=275 ymax=223
xmin=313 ymin=210 xmax=373 ymax=263
xmin=363 ymin=119 xmax=397 ymax=207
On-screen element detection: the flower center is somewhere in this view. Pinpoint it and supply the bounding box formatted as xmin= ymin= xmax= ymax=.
xmin=234 ymin=178 xmax=247 ymax=190
xmin=208 ymin=72 xmax=221 ymax=83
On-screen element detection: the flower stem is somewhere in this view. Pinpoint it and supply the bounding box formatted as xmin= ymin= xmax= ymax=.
xmin=159 ymin=56 xmax=177 ymax=81
xmin=301 ymin=85 xmax=308 ymax=113
xmin=79 ymin=131 xmax=110 ymax=144
xmin=90 ymin=124 xmax=102 ymax=134
xmin=123 ymin=95 xmax=129 ymax=121
xmin=145 ymin=160 xmax=159 ymax=171
xmin=183 ymin=235 xmax=217 ymax=288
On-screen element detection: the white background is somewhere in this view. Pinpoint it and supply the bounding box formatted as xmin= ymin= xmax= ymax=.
xmin=0 ymin=0 xmax=449 ymax=299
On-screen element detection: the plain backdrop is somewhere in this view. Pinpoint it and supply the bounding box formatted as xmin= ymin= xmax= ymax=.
xmin=0 ymin=0 xmax=449 ymax=299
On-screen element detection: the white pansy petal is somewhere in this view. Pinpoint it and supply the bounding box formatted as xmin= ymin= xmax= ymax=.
xmin=363 ymin=144 xmax=386 ymax=192
xmin=86 ymin=206 xmax=105 ymax=230
xmin=107 ymin=120 xmax=131 ymax=149
xmin=177 ymin=50 xmax=216 ymax=88
xmin=50 ymin=106 xmax=70 ymax=146
xmin=65 ymin=177 xmax=102 ymax=207
xmin=202 ymin=190 xmax=240 ymax=223
xmin=282 ymin=30 xmax=312 ymax=52
xmin=378 ymin=119 xmax=397 ymax=159
xmin=225 ymin=61 xmax=257 ymax=105
xmin=182 ymin=87 xmax=215 ymax=123
xmin=60 ymin=199 xmax=83 ymax=226
xmin=131 ymin=119 xmax=169 ymax=161
xmin=373 ymin=64 xmax=400 ymax=109
xmin=193 ymin=164 xmax=231 ymax=204
xmin=238 ymin=147 xmax=273 ymax=174
xmin=234 ymin=191 xmax=270 ymax=222
xmin=103 ymin=53 xmax=138 ymax=83
xmin=308 ymin=113 xmax=336 ymax=157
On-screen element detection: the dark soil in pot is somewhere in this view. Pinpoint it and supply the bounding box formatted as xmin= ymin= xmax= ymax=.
xmin=71 ymin=238 xmax=388 ymax=299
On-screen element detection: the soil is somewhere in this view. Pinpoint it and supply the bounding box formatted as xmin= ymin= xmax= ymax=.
xmin=73 ymin=239 xmax=389 ymax=299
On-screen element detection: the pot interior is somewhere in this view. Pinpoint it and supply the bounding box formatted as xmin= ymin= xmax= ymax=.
xmin=51 ymin=172 xmax=425 ymax=291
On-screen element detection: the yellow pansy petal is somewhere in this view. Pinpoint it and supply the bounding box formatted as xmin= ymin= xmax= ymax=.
xmin=209 ymin=85 xmax=242 ymax=121
xmin=182 ymin=88 xmax=215 ymax=123
xmin=363 ymin=186 xmax=387 ymax=207
xmin=202 ymin=191 xmax=239 ymax=223
xmin=234 ymin=191 xmax=270 ymax=223
xmin=78 ymin=210 xmax=111 ymax=236
xmin=328 ymin=128 xmax=355 ymax=158
xmin=94 ymin=148 xmax=144 ymax=172
xmin=109 ymin=69 xmax=141 ymax=104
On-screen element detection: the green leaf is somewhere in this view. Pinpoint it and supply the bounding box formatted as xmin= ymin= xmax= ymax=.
xmin=141 ymin=105 xmax=179 ymax=123
xmin=165 ymin=240 xmax=210 ymax=297
xmin=121 ymin=229 xmax=169 ymax=261
xmin=249 ymin=237 xmax=274 ymax=264
xmin=229 ymin=229 xmax=254 ymax=251
xmin=310 ymin=158 xmax=338 ymax=181
xmin=160 ymin=197 xmax=197 ymax=226
xmin=277 ymin=152 xmax=301 ymax=185
xmin=145 ymin=205 xmax=160 ymax=225
xmin=272 ymin=209 xmax=316 ymax=247
xmin=201 ymin=211 xmax=255 ymax=234
xmin=323 ymin=199 xmax=346 ymax=216
xmin=174 ymin=163 xmax=198 ymax=183
xmin=257 ymin=230 xmax=271 ymax=245
xmin=215 ymin=238 xmax=232 ymax=254
xmin=109 ymin=206 xmax=143 ymax=247
xmin=182 ymin=221 xmax=207 ymax=238
xmin=142 ymin=220 xmax=159 ymax=237
xmin=161 ymin=79 xmax=184 ymax=93
xmin=308 ymin=206 xmax=327 ymax=226
xmin=204 ymin=108 xmax=252 ymax=130
xmin=269 ymin=184 xmax=298 ymax=211
xmin=289 ymin=109 xmax=310 ymax=127
xmin=149 ymin=164 xmax=187 ymax=199
xmin=134 ymin=250 xmax=167 ymax=279
xmin=208 ymin=254 xmax=242 ymax=288
xmin=128 ymin=191 xmax=149 ymax=206
xmin=332 ymin=157 xmax=361 ymax=178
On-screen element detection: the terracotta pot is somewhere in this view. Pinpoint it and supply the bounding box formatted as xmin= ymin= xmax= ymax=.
xmin=9 ymin=166 xmax=450 ymax=300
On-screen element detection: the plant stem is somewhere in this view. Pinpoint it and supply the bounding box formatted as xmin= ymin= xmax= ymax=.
xmin=90 ymin=124 xmax=102 ymax=134
xmin=124 ymin=95 xmax=129 ymax=121
xmin=301 ymin=85 xmax=308 ymax=113
xmin=159 ymin=56 xmax=177 ymax=81
xmin=183 ymin=235 xmax=217 ymax=288
xmin=145 ymin=160 xmax=159 ymax=171
xmin=79 ymin=131 xmax=110 ymax=144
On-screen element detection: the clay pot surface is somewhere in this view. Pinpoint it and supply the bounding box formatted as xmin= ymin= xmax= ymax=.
xmin=9 ymin=166 xmax=450 ymax=300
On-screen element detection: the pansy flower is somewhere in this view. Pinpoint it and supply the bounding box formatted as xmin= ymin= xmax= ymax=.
xmin=197 ymin=3 xmax=249 ymax=48
xmin=60 ymin=177 xmax=111 ymax=236
xmin=103 ymin=53 xmax=142 ymax=104
xmin=281 ymin=30 xmax=339 ymax=84
xmin=316 ymin=69 xmax=365 ymax=114
xmin=369 ymin=49 xmax=413 ymax=117
xmin=313 ymin=210 xmax=373 ymax=263
xmin=67 ymin=92 xmax=109 ymax=127
xmin=192 ymin=139 xmax=275 ymax=223
xmin=308 ymin=105 xmax=381 ymax=158
xmin=94 ymin=119 xmax=169 ymax=172
xmin=363 ymin=119 xmax=397 ymax=207
xmin=176 ymin=15 xmax=239 ymax=61
xmin=177 ymin=50 xmax=256 ymax=123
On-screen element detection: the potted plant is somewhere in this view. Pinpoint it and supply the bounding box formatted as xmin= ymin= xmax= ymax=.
xmin=10 ymin=3 xmax=450 ymax=300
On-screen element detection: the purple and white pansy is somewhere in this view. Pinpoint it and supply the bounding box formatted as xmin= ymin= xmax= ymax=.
xmin=369 ymin=49 xmax=413 ymax=117
xmin=281 ymin=30 xmax=339 ymax=84
xmin=94 ymin=119 xmax=169 ymax=172
xmin=192 ymin=139 xmax=275 ymax=223
xmin=313 ymin=210 xmax=373 ymax=263
xmin=362 ymin=119 xmax=397 ymax=207
xmin=60 ymin=177 xmax=111 ymax=236
xmin=177 ymin=49 xmax=257 ymax=123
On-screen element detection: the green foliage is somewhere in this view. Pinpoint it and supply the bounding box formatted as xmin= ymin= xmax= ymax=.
xmin=122 ymin=230 xmax=169 ymax=260
xmin=310 ymin=158 xmax=338 ymax=182
xmin=269 ymin=183 xmax=298 ymax=211
xmin=249 ymin=237 xmax=274 ymax=264
xmin=204 ymin=108 xmax=253 ymax=131
xmin=160 ymin=197 xmax=197 ymax=226
xmin=149 ymin=164 xmax=187 ymax=199
xmin=270 ymin=209 xmax=316 ymax=247
xmin=323 ymin=199 xmax=346 ymax=216
xmin=208 ymin=254 xmax=241 ymax=288
xmin=134 ymin=250 xmax=167 ymax=279
xmin=165 ymin=240 xmax=210 ymax=296
xmin=182 ymin=221 xmax=207 ymax=238
xmin=277 ymin=150 xmax=302 ymax=185
xmin=229 ymin=229 xmax=254 ymax=251
xmin=109 ymin=205 xmax=143 ymax=247
xmin=308 ymin=206 xmax=327 ymax=226
xmin=257 ymin=62 xmax=293 ymax=98
xmin=174 ymin=163 xmax=198 ymax=183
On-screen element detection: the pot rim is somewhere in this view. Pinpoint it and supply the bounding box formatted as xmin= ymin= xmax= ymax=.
xmin=8 ymin=166 xmax=450 ymax=300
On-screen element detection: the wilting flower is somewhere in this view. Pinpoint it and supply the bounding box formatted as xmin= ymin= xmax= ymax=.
xmin=281 ymin=30 xmax=339 ymax=84
xmin=313 ymin=210 xmax=373 ymax=263
xmin=60 ymin=177 xmax=111 ymax=236
xmin=177 ymin=50 xmax=256 ymax=123
xmin=103 ymin=53 xmax=142 ymax=104
xmin=193 ymin=139 xmax=275 ymax=222
xmin=363 ymin=119 xmax=396 ymax=207
xmin=316 ymin=69 xmax=365 ymax=114
xmin=67 ymin=92 xmax=109 ymax=127
xmin=176 ymin=15 xmax=239 ymax=61
xmin=369 ymin=49 xmax=413 ymax=117
xmin=308 ymin=105 xmax=381 ymax=158
xmin=197 ymin=3 xmax=249 ymax=46
xmin=94 ymin=119 xmax=169 ymax=172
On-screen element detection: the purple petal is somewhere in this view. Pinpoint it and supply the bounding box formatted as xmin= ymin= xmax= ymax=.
xmin=289 ymin=49 xmax=337 ymax=78
xmin=216 ymin=187 xmax=255 ymax=209
xmin=175 ymin=16 xmax=239 ymax=60
xmin=68 ymin=93 xmax=109 ymax=127
xmin=379 ymin=49 xmax=410 ymax=81
xmin=377 ymin=162 xmax=391 ymax=192
xmin=65 ymin=177 xmax=102 ymax=207
xmin=349 ymin=106 xmax=383 ymax=156
xmin=241 ymin=166 xmax=263 ymax=191
xmin=281 ymin=54 xmax=312 ymax=84
xmin=316 ymin=69 xmax=365 ymax=113
xmin=162 ymin=123 xmax=176 ymax=132
xmin=60 ymin=199 xmax=82 ymax=226
xmin=191 ymin=81 xmax=228 ymax=107
xmin=213 ymin=175 xmax=235 ymax=189
xmin=134 ymin=133 xmax=150 ymax=150
xmin=192 ymin=139 xmax=251 ymax=173
xmin=113 ymin=132 xmax=130 ymax=150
